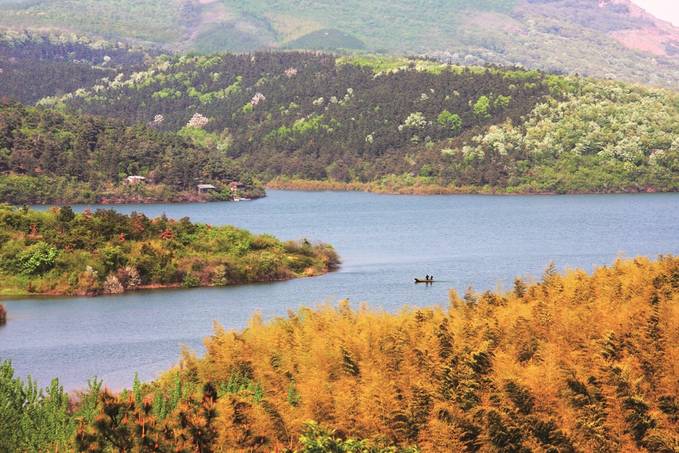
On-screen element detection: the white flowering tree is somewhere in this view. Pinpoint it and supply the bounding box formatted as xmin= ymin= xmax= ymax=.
xmin=250 ymin=92 xmax=266 ymax=107
xmin=399 ymin=112 xmax=427 ymax=131
xmin=186 ymin=113 xmax=209 ymax=129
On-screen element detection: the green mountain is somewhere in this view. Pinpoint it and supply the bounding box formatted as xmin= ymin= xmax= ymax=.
xmin=1 ymin=0 xmax=678 ymax=87
xmin=38 ymin=52 xmax=679 ymax=194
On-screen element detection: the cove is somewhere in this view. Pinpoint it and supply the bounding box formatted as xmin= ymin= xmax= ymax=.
xmin=1 ymin=190 xmax=677 ymax=390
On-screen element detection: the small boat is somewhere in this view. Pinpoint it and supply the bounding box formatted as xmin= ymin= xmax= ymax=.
xmin=414 ymin=278 xmax=435 ymax=283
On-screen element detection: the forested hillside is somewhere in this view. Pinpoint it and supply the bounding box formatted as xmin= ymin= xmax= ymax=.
xmin=0 ymin=102 xmax=263 ymax=203
xmin=43 ymin=52 xmax=679 ymax=193
xmin=1 ymin=0 xmax=678 ymax=87
xmin=0 ymin=205 xmax=339 ymax=296
xmin=0 ymin=31 xmax=152 ymax=104
xmin=2 ymin=256 xmax=677 ymax=451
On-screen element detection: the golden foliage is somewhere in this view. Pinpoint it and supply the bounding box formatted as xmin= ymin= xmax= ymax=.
xmin=184 ymin=256 xmax=678 ymax=451
xmin=80 ymin=256 xmax=678 ymax=451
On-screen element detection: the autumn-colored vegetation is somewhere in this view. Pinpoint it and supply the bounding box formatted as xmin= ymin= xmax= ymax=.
xmin=0 ymin=303 xmax=5 ymax=325
xmin=0 ymin=205 xmax=339 ymax=296
xmin=2 ymin=256 xmax=676 ymax=451
xmin=267 ymin=177 xmax=497 ymax=195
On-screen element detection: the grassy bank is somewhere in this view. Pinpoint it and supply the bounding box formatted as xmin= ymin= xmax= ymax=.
xmin=0 ymin=205 xmax=339 ymax=297
xmin=267 ymin=176 xmax=668 ymax=196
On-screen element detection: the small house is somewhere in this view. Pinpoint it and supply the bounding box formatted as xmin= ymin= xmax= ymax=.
xmin=126 ymin=175 xmax=146 ymax=185
xmin=197 ymin=183 xmax=217 ymax=193
xmin=229 ymin=181 xmax=246 ymax=192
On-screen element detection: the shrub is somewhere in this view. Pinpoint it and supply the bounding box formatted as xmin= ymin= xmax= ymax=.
xmin=182 ymin=272 xmax=200 ymax=288
xmin=473 ymin=95 xmax=491 ymax=118
xmin=103 ymin=274 xmax=124 ymax=294
xmin=436 ymin=110 xmax=462 ymax=134
xmin=17 ymin=241 xmax=58 ymax=275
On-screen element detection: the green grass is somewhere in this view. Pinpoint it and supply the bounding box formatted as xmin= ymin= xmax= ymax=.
xmin=192 ymin=21 xmax=275 ymax=53
xmin=336 ymin=54 xmax=452 ymax=74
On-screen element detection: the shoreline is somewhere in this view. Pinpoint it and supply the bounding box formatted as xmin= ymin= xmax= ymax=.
xmin=0 ymin=268 xmax=334 ymax=300
xmin=9 ymin=192 xmax=265 ymax=206
xmin=3 ymin=181 xmax=670 ymax=206
xmin=265 ymin=178 xmax=667 ymax=196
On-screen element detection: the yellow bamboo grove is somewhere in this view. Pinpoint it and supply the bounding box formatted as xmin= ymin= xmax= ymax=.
xmin=85 ymin=256 xmax=679 ymax=452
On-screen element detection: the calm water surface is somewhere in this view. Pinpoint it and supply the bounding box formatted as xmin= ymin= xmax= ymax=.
xmin=1 ymin=190 xmax=677 ymax=390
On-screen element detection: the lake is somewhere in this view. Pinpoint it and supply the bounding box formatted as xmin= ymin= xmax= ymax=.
xmin=1 ymin=190 xmax=678 ymax=390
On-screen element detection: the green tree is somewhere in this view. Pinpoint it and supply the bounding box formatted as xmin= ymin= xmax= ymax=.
xmin=57 ymin=206 xmax=75 ymax=223
xmin=436 ymin=110 xmax=462 ymax=134
xmin=473 ymin=96 xmax=491 ymax=119
xmin=101 ymin=245 xmax=127 ymax=274
xmin=17 ymin=241 xmax=58 ymax=275
xmin=0 ymin=361 xmax=73 ymax=452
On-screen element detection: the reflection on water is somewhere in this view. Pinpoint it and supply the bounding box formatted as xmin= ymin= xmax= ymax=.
xmin=1 ymin=191 xmax=678 ymax=389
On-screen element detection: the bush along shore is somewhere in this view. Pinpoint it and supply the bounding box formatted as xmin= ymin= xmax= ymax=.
xmin=0 ymin=205 xmax=339 ymax=297
xmin=0 ymin=256 xmax=676 ymax=451
xmin=0 ymin=303 xmax=5 ymax=324
xmin=0 ymin=174 xmax=266 ymax=205
xmin=266 ymin=176 xmax=669 ymax=195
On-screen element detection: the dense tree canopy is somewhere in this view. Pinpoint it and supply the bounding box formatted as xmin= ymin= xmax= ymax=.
xmin=38 ymin=52 xmax=679 ymax=193
xmin=1 ymin=0 xmax=678 ymax=88
xmin=0 ymin=30 xmax=152 ymax=104
xmin=2 ymin=39 xmax=677 ymax=198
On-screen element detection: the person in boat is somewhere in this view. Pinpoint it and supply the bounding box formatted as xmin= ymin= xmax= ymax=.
xmin=429 ymin=275 xmax=434 ymax=282
xmin=425 ymin=274 xmax=429 ymax=281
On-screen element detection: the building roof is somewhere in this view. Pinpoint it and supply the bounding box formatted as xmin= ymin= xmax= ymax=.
xmin=197 ymin=184 xmax=217 ymax=189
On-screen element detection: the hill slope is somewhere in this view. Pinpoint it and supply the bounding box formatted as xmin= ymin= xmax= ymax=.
xmin=42 ymin=52 xmax=679 ymax=194
xmin=0 ymin=31 xmax=153 ymax=104
xmin=1 ymin=0 xmax=679 ymax=87
xmin=0 ymin=101 xmax=263 ymax=203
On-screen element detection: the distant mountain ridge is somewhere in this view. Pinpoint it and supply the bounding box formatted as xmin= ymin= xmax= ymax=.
xmin=609 ymin=0 xmax=679 ymax=56
xmin=426 ymin=0 xmax=679 ymax=87
xmin=0 ymin=0 xmax=678 ymax=87
xmin=526 ymin=0 xmax=679 ymax=57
